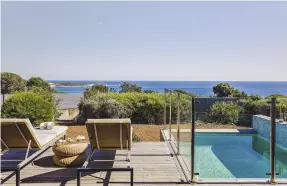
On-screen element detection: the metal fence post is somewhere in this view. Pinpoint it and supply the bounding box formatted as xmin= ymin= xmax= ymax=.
xmin=270 ymin=97 xmax=277 ymax=184
xmin=177 ymin=92 xmax=180 ymax=155
xmin=164 ymin=89 xmax=167 ymax=128
xmin=169 ymin=90 xmax=172 ymax=140
xmin=191 ymin=97 xmax=196 ymax=183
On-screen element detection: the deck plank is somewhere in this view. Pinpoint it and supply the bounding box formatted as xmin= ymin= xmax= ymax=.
xmin=1 ymin=142 xmax=187 ymax=186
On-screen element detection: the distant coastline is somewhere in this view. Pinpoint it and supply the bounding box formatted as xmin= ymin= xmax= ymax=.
xmin=48 ymin=82 xmax=93 ymax=88
xmin=49 ymin=80 xmax=287 ymax=97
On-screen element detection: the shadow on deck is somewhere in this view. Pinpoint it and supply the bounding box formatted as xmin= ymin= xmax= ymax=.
xmin=1 ymin=142 xmax=188 ymax=186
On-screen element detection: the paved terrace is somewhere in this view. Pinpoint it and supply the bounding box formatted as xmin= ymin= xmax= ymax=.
xmin=2 ymin=141 xmax=281 ymax=186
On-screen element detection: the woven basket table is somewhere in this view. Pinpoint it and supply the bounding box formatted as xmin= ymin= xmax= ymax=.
xmin=52 ymin=142 xmax=88 ymax=167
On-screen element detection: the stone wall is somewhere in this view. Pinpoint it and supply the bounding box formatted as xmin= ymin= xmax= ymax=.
xmin=252 ymin=115 xmax=287 ymax=148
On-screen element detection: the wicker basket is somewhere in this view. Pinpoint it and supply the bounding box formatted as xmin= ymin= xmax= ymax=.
xmin=53 ymin=152 xmax=87 ymax=167
xmin=52 ymin=142 xmax=88 ymax=157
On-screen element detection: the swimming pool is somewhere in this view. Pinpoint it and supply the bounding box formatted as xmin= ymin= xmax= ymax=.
xmin=180 ymin=133 xmax=287 ymax=179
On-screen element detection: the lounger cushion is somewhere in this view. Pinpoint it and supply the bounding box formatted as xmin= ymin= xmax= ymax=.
xmin=35 ymin=126 xmax=68 ymax=136
xmin=35 ymin=133 xmax=57 ymax=146
xmin=86 ymin=118 xmax=132 ymax=150
xmin=34 ymin=126 xmax=68 ymax=147
xmin=1 ymin=119 xmax=41 ymax=149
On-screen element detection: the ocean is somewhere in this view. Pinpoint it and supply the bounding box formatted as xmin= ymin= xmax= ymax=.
xmin=49 ymin=81 xmax=287 ymax=97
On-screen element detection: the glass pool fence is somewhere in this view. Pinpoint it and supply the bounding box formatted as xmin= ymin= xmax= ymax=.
xmin=163 ymin=90 xmax=287 ymax=184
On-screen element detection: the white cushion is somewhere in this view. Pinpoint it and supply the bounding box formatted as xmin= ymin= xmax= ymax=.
xmin=35 ymin=126 xmax=67 ymax=146
xmin=35 ymin=126 xmax=68 ymax=137
xmin=35 ymin=133 xmax=57 ymax=146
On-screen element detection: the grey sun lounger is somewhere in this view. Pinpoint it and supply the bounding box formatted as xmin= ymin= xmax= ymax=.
xmin=1 ymin=118 xmax=67 ymax=186
xmin=77 ymin=118 xmax=133 ymax=186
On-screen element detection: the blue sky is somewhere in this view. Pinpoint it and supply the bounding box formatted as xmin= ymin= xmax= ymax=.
xmin=1 ymin=1 xmax=287 ymax=81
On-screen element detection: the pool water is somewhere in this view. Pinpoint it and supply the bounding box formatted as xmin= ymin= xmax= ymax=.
xmin=180 ymin=134 xmax=287 ymax=179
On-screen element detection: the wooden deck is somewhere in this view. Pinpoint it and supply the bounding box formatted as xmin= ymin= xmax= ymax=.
xmin=1 ymin=142 xmax=189 ymax=186
xmin=1 ymin=141 xmax=280 ymax=186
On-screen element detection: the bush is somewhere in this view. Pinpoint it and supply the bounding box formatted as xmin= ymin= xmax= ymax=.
xmin=265 ymin=94 xmax=286 ymax=99
xmin=209 ymin=101 xmax=242 ymax=124
xmin=213 ymin=83 xmax=247 ymax=98
xmin=27 ymin=77 xmax=50 ymax=90
xmin=80 ymin=93 xmax=132 ymax=119
xmin=83 ymin=85 xmax=109 ymax=98
xmin=213 ymin=83 xmax=234 ymax=97
xmin=143 ymin=90 xmax=157 ymax=93
xmin=1 ymin=91 xmax=58 ymax=127
xmin=249 ymin=94 xmax=262 ymax=101
xmin=28 ymin=86 xmax=58 ymax=104
xmin=241 ymin=99 xmax=269 ymax=115
xmin=79 ymin=92 xmax=192 ymax=124
xmin=1 ymin=72 xmax=26 ymax=94
xmin=119 ymin=82 xmax=142 ymax=93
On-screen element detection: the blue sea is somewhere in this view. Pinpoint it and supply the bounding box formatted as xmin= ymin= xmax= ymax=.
xmin=49 ymin=81 xmax=287 ymax=97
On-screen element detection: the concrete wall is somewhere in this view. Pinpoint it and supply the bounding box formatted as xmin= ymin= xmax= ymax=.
xmin=252 ymin=115 xmax=287 ymax=148
xmin=57 ymin=108 xmax=79 ymax=120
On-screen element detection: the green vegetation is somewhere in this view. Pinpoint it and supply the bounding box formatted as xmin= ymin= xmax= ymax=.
xmin=132 ymin=133 xmax=141 ymax=142
xmin=174 ymin=89 xmax=197 ymax=97
xmin=1 ymin=72 xmax=62 ymax=94
xmin=1 ymin=72 xmax=26 ymax=94
xmin=2 ymin=72 xmax=287 ymax=125
xmin=119 ymin=82 xmax=142 ymax=93
xmin=79 ymin=92 xmax=192 ymax=124
xmin=249 ymin=94 xmax=262 ymax=101
xmin=143 ymin=90 xmax=158 ymax=93
xmin=209 ymin=101 xmax=243 ymax=124
xmin=265 ymin=94 xmax=287 ymax=99
xmin=213 ymin=83 xmax=247 ymax=98
xmin=1 ymin=73 xmax=60 ymax=126
xmin=84 ymin=84 xmax=109 ymax=98
xmin=27 ymin=77 xmax=51 ymax=90
xmin=2 ymin=91 xmax=58 ymax=127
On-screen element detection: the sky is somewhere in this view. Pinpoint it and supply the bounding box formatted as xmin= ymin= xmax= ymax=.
xmin=1 ymin=1 xmax=287 ymax=81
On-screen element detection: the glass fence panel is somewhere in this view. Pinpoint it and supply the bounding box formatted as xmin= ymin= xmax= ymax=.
xmin=163 ymin=92 xmax=287 ymax=182
xmin=275 ymin=97 xmax=287 ymax=180
xmin=194 ymin=97 xmax=271 ymax=180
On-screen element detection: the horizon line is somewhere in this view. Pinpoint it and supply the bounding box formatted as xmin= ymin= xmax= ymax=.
xmin=47 ymin=79 xmax=287 ymax=82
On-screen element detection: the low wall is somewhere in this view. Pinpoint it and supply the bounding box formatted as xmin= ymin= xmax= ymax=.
xmin=252 ymin=115 xmax=287 ymax=148
xmin=57 ymin=108 xmax=79 ymax=120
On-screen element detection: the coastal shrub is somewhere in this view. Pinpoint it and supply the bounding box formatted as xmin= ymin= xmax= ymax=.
xmin=119 ymin=82 xmax=142 ymax=93
xmin=1 ymin=72 xmax=26 ymax=94
xmin=213 ymin=83 xmax=234 ymax=97
xmin=249 ymin=94 xmax=262 ymax=101
xmin=28 ymin=86 xmax=60 ymax=104
xmin=240 ymin=97 xmax=287 ymax=121
xmin=27 ymin=77 xmax=51 ymax=90
xmin=209 ymin=101 xmax=243 ymax=124
xmin=213 ymin=83 xmax=247 ymax=98
xmin=79 ymin=92 xmax=192 ymax=124
xmin=241 ymin=99 xmax=269 ymax=115
xmin=1 ymin=91 xmax=58 ymax=127
xmin=265 ymin=94 xmax=287 ymax=99
xmin=174 ymin=89 xmax=197 ymax=97
xmin=143 ymin=90 xmax=157 ymax=93
xmin=83 ymin=84 xmax=109 ymax=98
xmin=80 ymin=93 xmax=132 ymax=119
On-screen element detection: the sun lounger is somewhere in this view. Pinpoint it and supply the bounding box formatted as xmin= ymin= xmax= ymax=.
xmin=1 ymin=118 xmax=67 ymax=186
xmin=77 ymin=118 xmax=133 ymax=186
